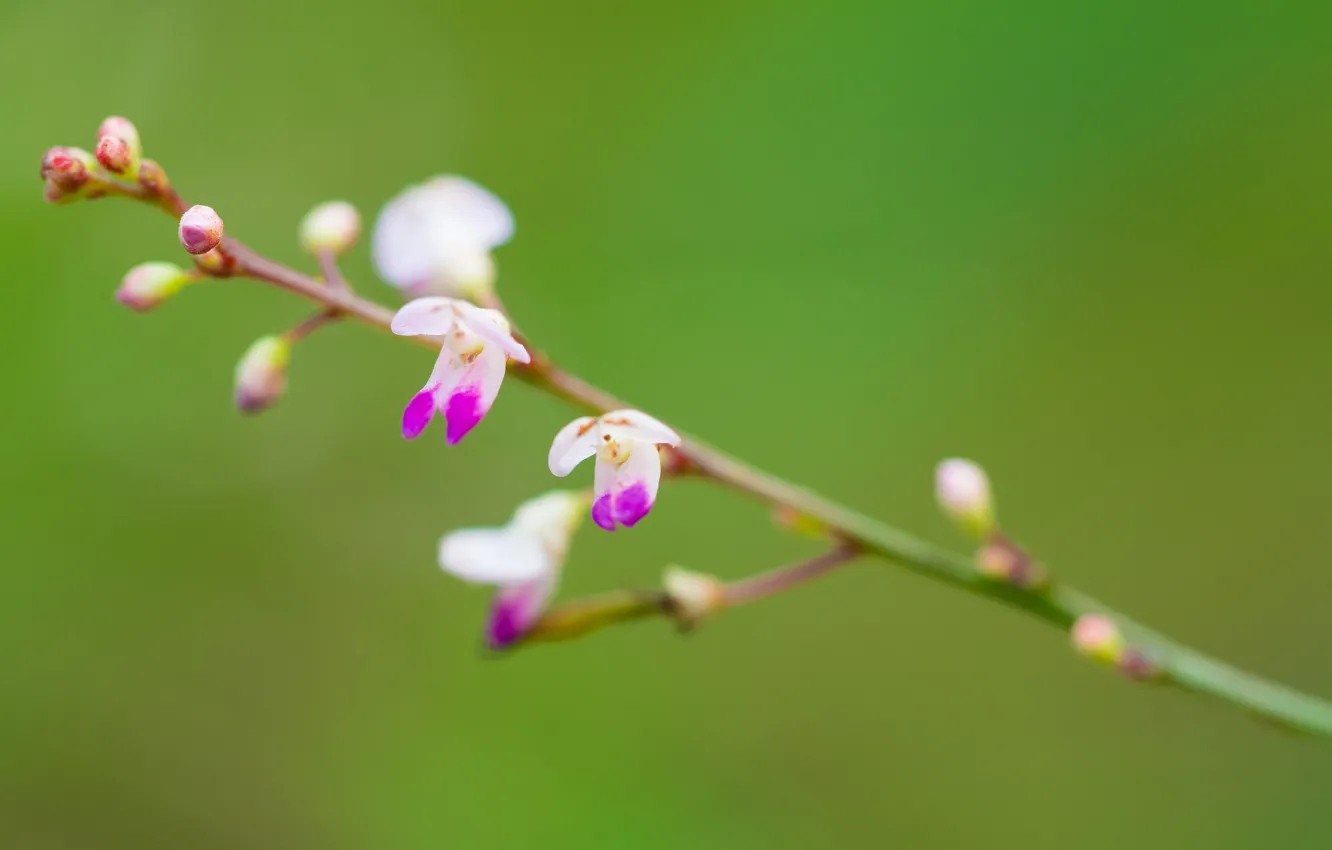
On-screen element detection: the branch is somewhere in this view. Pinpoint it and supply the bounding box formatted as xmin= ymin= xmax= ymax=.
xmin=521 ymin=544 xmax=864 ymax=645
xmin=57 ymin=149 xmax=1332 ymax=738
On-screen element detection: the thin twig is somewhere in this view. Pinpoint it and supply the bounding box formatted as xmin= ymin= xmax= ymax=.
xmin=722 ymin=543 xmax=861 ymax=607
xmin=103 ymin=180 xmax=1332 ymax=736
xmin=522 ymin=545 xmax=862 ymax=645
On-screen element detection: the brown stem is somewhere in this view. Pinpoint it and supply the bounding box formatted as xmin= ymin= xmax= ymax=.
xmin=723 ymin=544 xmax=861 ymax=607
xmin=523 ymin=545 xmax=861 ymax=645
xmin=102 ymin=182 xmax=1332 ymax=735
xmin=284 ymin=309 xmax=341 ymax=344
xmin=316 ymin=247 xmax=350 ymax=292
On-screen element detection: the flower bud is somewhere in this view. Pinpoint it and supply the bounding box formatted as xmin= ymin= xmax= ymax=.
xmin=95 ymin=134 xmax=136 ymax=176
xmin=235 ymin=336 xmax=292 ymax=414
xmin=1071 ymin=614 xmax=1124 ymax=665
xmin=137 ymin=159 xmax=170 ymax=195
xmin=935 ymin=458 xmax=995 ymax=538
xmin=663 ymin=566 xmax=727 ymax=626
xmin=193 ymin=247 xmax=235 ymax=277
xmin=98 ymin=116 xmax=142 ymax=158
xmin=179 ymin=205 xmax=224 ymax=255
xmin=299 ymin=201 xmax=361 ymax=256
xmin=115 ymin=262 xmax=192 ymax=312
xmin=40 ymin=147 xmax=96 ymax=202
xmin=975 ymin=534 xmax=1043 ymax=588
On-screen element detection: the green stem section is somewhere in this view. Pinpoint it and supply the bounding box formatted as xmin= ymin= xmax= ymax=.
xmin=180 ymin=236 xmax=1332 ymax=736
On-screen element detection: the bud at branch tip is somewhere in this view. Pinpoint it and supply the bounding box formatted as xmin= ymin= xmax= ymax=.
xmin=98 ymin=116 xmax=142 ymax=158
xmin=1071 ymin=614 xmax=1124 ymax=665
xmin=95 ymin=135 xmax=136 ymax=176
xmin=664 ymin=566 xmax=726 ymax=626
xmin=116 ymin=262 xmax=192 ymax=313
xmin=179 ymin=205 xmax=224 ymax=255
xmin=300 ymin=201 xmax=361 ymax=257
xmin=235 ymin=336 xmax=292 ymax=414
xmin=935 ymin=458 xmax=995 ymax=538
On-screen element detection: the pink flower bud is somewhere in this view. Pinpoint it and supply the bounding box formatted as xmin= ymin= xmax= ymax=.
xmin=663 ymin=566 xmax=726 ymax=625
xmin=115 ymin=262 xmax=192 ymax=312
xmin=235 ymin=336 xmax=292 ymax=414
xmin=178 ymin=205 xmax=224 ymax=255
xmin=95 ymin=135 xmax=135 ymax=175
xmin=1071 ymin=614 xmax=1124 ymax=665
xmin=40 ymin=147 xmax=95 ymax=201
xmin=299 ymin=201 xmax=361 ymax=256
xmin=935 ymin=458 xmax=995 ymax=537
xmin=98 ymin=116 xmax=142 ymax=158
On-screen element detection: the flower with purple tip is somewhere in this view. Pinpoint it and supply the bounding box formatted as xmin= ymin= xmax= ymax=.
xmin=390 ymin=296 xmax=530 ymax=444
xmin=437 ymin=491 xmax=586 ymax=649
xmin=548 ymin=410 xmax=682 ymax=531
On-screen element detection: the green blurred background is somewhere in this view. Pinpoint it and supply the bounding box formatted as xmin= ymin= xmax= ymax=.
xmin=4 ymin=1 xmax=1332 ymax=847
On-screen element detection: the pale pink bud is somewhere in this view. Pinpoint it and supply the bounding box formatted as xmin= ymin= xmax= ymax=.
xmin=116 ymin=262 xmax=192 ymax=312
xmin=1071 ymin=615 xmax=1124 ymax=665
xmin=98 ymin=116 xmax=142 ymax=158
xmin=663 ymin=566 xmax=726 ymax=625
xmin=178 ymin=205 xmax=224 ymax=255
xmin=299 ymin=201 xmax=361 ymax=256
xmin=235 ymin=336 xmax=292 ymax=414
xmin=95 ymin=135 xmax=134 ymax=175
xmin=935 ymin=458 xmax=995 ymax=537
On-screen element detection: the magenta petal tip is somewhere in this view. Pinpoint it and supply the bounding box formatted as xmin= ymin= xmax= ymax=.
xmin=402 ymin=389 xmax=436 ymax=439
xmin=591 ymin=493 xmax=616 ymax=532
xmin=444 ymin=386 xmax=485 ymax=445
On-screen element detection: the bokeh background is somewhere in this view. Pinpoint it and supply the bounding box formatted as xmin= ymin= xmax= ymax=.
xmin=4 ymin=1 xmax=1332 ymax=847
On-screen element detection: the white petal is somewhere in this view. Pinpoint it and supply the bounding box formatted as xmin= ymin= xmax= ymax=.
xmin=391 ymin=297 xmax=460 ymax=337
xmin=372 ymin=177 xmax=513 ymax=294
xmin=438 ymin=343 xmax=508 ymax=445
xmin=438 ymin=527 xmax=550 ymax=585
xmin=617 ymin=440 xmax=664 ymax=508
xmin=599 ymin=409 xmax=681 ymax=447
xmin=548 ymin=416 xmax=600 ymax=476
xmin=419 ymin=176 xmax=515 ymax=249
xmin=454 ymin=302 xmax=531 ymax=363
xmin=510 ymin=491 xmax=586 ymax=558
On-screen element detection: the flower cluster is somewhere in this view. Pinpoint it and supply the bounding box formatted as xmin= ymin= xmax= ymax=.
xmin=45 ymin=125 xmax=692 ymax=648
xmin=373 ymin=182 xmax=684 ymax=643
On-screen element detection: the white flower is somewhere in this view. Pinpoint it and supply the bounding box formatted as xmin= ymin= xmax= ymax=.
xmin=371 ymin=176 xmax=513 ymax=298
xmin=548 ymin=409 xmax=681 ymax=531
xmin=391 ymin=297 xmax=530 ymax=445
xmin=438 ymin=491 xmax=586 ymax=649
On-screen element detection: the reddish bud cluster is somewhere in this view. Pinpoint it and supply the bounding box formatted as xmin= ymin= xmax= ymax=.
xmin=95 ymin=135 xmax=134 ymax=175
xmin=40 ymin=146 xmax=94 ymax=202
xmin=39 ymin=116 xmax=154 ymax=204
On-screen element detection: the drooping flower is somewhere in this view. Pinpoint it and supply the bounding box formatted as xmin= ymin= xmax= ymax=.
xmin=437 ymin=490 xmax=587 ymax=649
xmin=548 ymin=410 xmax=682 ymax=531
xmin=390 ymin=297 xmax=530 ymax=444
xmin=371 ymin=176 xmax=513 ymax=299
